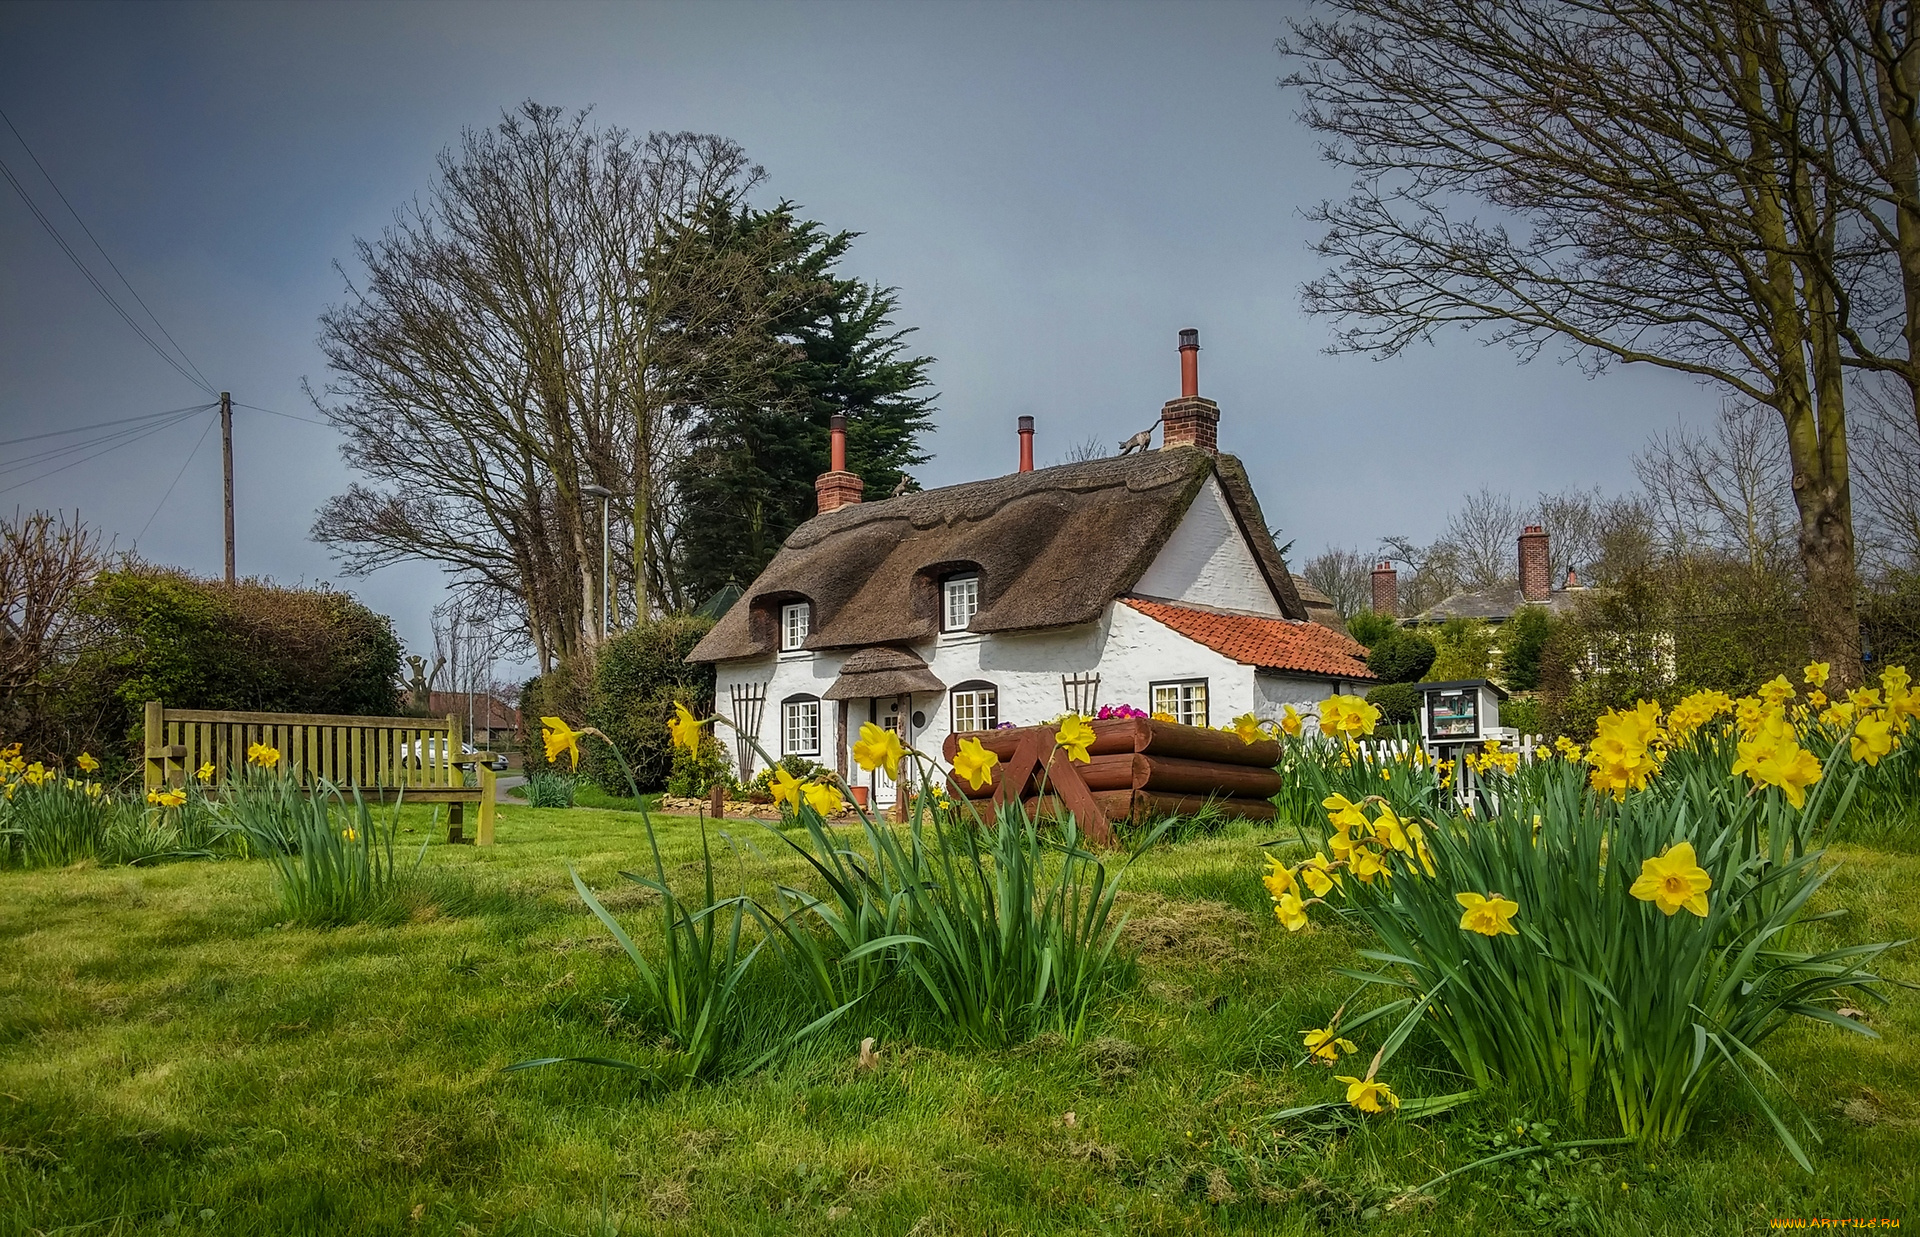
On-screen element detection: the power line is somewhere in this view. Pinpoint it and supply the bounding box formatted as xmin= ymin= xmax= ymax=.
xmin=137 ymin=409 xmax=219 ymax=541
xmin=234 ymin=401 xmax=333 ymax=429
xmin=0 ymin=406 xmax=212 ymax=479
xmin=0 ymin=124 xmax=215 ymax=397
xmin=0 ymin=107 xmax=215 ymax=395
xmin=0 ymin=408 xmax=208 ymax=496
xmin=0 ymin=402 xmax=216 ymax=448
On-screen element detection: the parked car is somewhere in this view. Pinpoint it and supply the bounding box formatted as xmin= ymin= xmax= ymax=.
xmin=403 ymin=737 xmax=508 ymax=772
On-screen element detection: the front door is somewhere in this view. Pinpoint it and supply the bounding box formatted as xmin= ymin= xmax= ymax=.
xmin=867 ymin=696 xmax=915 ymax=807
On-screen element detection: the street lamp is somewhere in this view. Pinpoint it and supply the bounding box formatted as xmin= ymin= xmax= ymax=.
xmin=581 ymin=483 xmax=616 ymax=641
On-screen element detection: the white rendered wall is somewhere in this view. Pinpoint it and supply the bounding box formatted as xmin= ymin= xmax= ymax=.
xmin=1132 ymin=476 xmax=1284 ymax=617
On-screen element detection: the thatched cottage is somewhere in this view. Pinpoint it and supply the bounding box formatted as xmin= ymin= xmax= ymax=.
xmin=688 ymin=331 xmax=1374 ymax=804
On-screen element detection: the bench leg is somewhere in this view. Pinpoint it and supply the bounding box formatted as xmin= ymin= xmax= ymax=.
xmin=477 ymin=768 xmax=496 ymax=846
xmin=447 ymin=801 xmax=465 ymax=844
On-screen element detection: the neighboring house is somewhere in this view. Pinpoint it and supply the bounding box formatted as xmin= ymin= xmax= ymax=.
xmin=1378 ymin=525 xmax=1592 ymax=627
xmin=425 ymin=691 xmax=521 ymax=745
xmin=688 ymin=330 xmax=1375 ymax=805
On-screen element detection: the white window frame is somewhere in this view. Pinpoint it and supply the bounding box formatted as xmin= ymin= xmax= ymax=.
xmin=949 ymin=683 xmax=999 ymax=734
xmin=782 ymin=697 xmax=821 ymax=756
xmin=1151 ymin=679 xmax=1209 ymax=728
xmin=780 ymin=602 xmax=810 ymax=652
xmin=942 ymin=575 xmax=980 ymax=633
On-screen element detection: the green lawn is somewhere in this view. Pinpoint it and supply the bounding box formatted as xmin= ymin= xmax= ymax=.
xmin=2 ymin=807 xmax=1915 ymax=1235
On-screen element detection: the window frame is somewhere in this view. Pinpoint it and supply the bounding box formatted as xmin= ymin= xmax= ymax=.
xmin=941 ymin=574 xmax=980 ymax=633
xmin=1150 ymin=678 xmax=1210 ymax=728
xmin=780 ymin=602 xmax=811 ymax=652
xmin=948 ymin=679 xmax=999 ymax=734
xmin=781 ymin=694 xmax=821 ymax=756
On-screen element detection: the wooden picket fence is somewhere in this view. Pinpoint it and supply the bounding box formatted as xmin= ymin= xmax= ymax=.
xmin=1357 ymin=734 xmax=1550 ymax=765
xmin=142 ymin=701 xmax=498 ymax=844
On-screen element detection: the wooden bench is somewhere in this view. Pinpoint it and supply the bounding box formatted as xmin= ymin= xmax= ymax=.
xmin=142 ymin=701 xmax=500 ymax=845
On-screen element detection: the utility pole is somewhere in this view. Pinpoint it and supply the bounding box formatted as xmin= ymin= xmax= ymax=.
xmin=220 ymin=391 xmax=235 ymax=585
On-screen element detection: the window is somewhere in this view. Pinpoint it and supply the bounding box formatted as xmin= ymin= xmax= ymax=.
xmin=942 ymin=575 xmax=979 ymax=632
xmin=949 ymin=682 xmax=999 ymax=733
xmin=1152 ymin=679 xmax=1209 ymax=728
xmin=781 ymin=602 xmax=810 ymax=651
xmin=782 ymin=696 xmax=821 ymax=755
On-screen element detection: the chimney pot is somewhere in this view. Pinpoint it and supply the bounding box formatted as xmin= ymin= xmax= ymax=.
xmin=1160 ymin=328 xmax=1220 ymax=453
xmin=816 ymin=413 xmax=862 ymax=513
xmin=1370 ymin=559 xmax=1399 ymax=618
xmin=1518 ymin=524 xmax=1551 ymax=602
xmin=1017 ymin=415 xmax=1034 ymax=473
xmin=1178 ymin=328 xmax=1199 ymax=398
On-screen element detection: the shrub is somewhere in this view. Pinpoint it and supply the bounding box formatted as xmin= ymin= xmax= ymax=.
xmin=1499 ymin=695 xmax=1542 ymax=736
xmin=1365 ymin=682 xmax=1419 ymax=724
xmin=666 ymin=734 xmax=737 ymax=798
xmin=68 ymin=565 xmax=401 ymax=756
xmin=1425 ymin=617 xmax=1497 ymax=682
xmin=1367 ymin=630 xmax=1436 ymax=683
xmin=746 ymin=755 xmax=829 ymax=799
xmin=520 ymin=615 xmax=716 ymax=793
xmin=524 ymin=771 xmax=578 ymax=808
xmin=1347 ymin=611 xmax=1398 ymax=649
xmin=1497 ymin=606 xmax=1556 ymax=691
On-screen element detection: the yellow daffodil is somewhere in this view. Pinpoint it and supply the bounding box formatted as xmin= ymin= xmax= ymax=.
xmin=84 ymin=782 xmax=102 ymax=799
xmin=1849 ymin=686 xmax=1883 ymax=712
xmin=1322 ymin=793 xmax=1369 ymax=834
xmin=1629 ymin=842 xmax=1712 ymax=917
xmin=1318 ymin=694 xmax=1381 ymax=741
xmin=341 ymin=827 xmax=358 ymax=843
xmin=1370 ymin=805 xmax=1410 ymax=854
xmin=540 ymin=717 xmax=585 ymax=770
xmin=1807 ymin=690 xmax=1828 ymax=710
xmin=769 ymin=766 xmax=804 ymax=811
xmin=1732 ymin=721 xmax=1823 ymax=808
xmin=1299 ymin=853 xmax=1340 ymax=896
xmin=1056 ymin=714 xmax=1096 ymax=763
xmin=1336 ymin=1075 xmax=1400 ymax=1113
xmin=1262 ymin=855 xmax=1297 ymax=902
xmin=1886 ymin=665 xmax=1913 ymax=694
xmin=75 ymin=752 xmax=99 ymax=773
xmin=197 ymin=762 xmax=216 ymax=782
xmin=1349 ymin=846 xmax=1385 ymax=884
xmin=1302 ymin=1027 xmax=1356 ymax=1064
xmin=1821 ymin=699 xmax=1856 ymax=728
xmin=1274 ymin=890 xmax=1310 ymax=931
xmin=853 ymin=723 xmax=905 ymax=779
xmin=149 ymin=787 xmax=187 ymax=808
xmin=1804 ymin=661 xmax=1830 ymax=688
xmin=1851 ymin=714 xmax=1895 ymax=766
xmin=1279 ymin=704 xmax=1303 ymax=737
xmin=802 ymin=780 xmax=846 ymax=817
xmin=952 ymin=737 xmax=999 ymax=791
xmin=246 ymin=742 xmax=281 ymax=768
xmin=1231 ymin=712 xmax=1264 ymax=745
xmin=1757 ymin=674 xmax=1797 ymax=706
xmin=1456 ymin=891 xmax=1520 ymax=937
xmin=668 ymin=702 xmax=707 ymax=756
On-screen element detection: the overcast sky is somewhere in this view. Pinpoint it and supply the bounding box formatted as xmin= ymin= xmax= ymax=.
xmin=0 ymin=0 xmax=1713 ymax=675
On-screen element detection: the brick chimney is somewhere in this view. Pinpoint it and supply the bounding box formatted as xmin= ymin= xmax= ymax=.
xmin=1519 ymin=524 xmax=1551 ymax=601
xmin=816 ymin=413 xmax=864 ymax=514
xmin=1371 ymin=560 xmax=1398 ymax=617
xmin=1018 ymin=415 xmax=1034 ymax=472
xmin=1160 ymin=328 xmax=1220 ymax=453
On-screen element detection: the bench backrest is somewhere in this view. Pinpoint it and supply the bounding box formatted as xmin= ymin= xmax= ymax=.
xmin=143 ymin=701 xmax=468 ymax=793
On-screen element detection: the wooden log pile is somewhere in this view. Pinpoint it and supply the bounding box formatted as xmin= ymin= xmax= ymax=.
xmin=940 ymin=717 xmax=1280 ymax=846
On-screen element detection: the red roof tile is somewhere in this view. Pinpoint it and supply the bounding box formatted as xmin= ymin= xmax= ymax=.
xmin=1122 ymin=599 xmax=1376 ymax=681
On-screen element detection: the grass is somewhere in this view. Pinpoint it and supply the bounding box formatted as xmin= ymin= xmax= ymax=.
xmin=1 ymin=805 xmax=1916 ymax=1234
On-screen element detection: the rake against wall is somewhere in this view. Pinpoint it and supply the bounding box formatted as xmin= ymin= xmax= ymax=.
xmin=728 ymin=681 xmax=767 ymax=779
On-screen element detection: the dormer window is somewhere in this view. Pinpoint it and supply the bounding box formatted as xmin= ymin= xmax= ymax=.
xmin=942 ymin=575 xmax=979 ymax=632
xmin=781 ymin=602 xmax=810 ymax=651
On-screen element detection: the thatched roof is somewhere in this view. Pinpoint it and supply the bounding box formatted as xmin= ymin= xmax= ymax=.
xmin=689 ymin=450 xmax=1310 ymax=663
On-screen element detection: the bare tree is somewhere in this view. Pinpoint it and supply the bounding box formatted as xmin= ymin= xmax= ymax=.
xmin=0 ymin=510 xmax=103 ymax=745
xmin=1379 ymin=533 xmax=1464 ymax=618
xmin=1061 ymin=435 xmax=1110 ymax=464
xmin=1282 ymin=1 xmax=1896 ymax=683
xmin=1438 ymin=487 xmax=1521 ymax=590
xmin=1302 ymin=545 xmax=1374 ymax=619
xmin=1855 ymin=375 xmax=1920 ymax=574
xmin=1530 ymin=487 xmax=1609 ymax=582
xmin=1635 ymin=402 xmax=1795 ymax=574
xmin=311 ymin=103 xmax=765 ymax=670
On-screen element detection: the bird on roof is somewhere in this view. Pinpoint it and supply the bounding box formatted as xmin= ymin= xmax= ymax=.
xmin=1117 ymin=427 xmax=1155 ymax=456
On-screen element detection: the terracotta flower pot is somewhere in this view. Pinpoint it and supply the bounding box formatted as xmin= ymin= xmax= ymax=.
xmin=851 ymin=785 xmax=870 ymax=809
